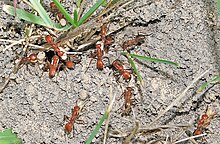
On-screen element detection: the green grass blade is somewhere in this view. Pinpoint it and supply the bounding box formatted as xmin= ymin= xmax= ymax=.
xmin=29 ymin=0 xmax=53 ymax=27
xmin=3 ymin=5 xmax=48 ymax=27
xmin=78 ymin=0 xmax=104 ymax=26
xmin=121 ymin=52 xmax=143 ymax=84
xmin=112 ymin=0 xmax=121 ymax=5
xmin=127 ymin=56 xmax=143 ymax=84
xmin=74 ymin=9 xmax=78 ymax=25
xmin=3 ymin=5 xmax=68 ymax=31
xmin=76 ymin=0 xmax=83 ymax=8
xmin=101 ymin=0 xmax=108 ymax=7
xmin=0 ymin=129 xmax=22 ymax=144
xmin=52 ymin=0 xmax=77 ymax=27
xmin=128 ymin=53 xmax=179 ymax=67
xmin=197 ymin=75 xmax=220 ymax=92
xmin=85 ymin=112 xmax=108 ymax=144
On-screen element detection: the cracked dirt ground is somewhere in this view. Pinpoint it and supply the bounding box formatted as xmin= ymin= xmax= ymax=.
xmin=0 ymin=0 xmax=220 ymax=144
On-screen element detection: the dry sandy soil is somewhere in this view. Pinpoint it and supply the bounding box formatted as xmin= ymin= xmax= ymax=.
xmin=0 ymin=0 xmax=220 ymax=144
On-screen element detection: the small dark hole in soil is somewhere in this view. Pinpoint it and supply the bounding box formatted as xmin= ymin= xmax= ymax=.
xmin=45 ymin=50 xmax=55 ymax=63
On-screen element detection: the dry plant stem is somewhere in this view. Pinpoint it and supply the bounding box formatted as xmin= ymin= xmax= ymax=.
xmin=108 ymin=128 xmax=127 ymax=138
xmin=137 ymin=124 xmax=190 ymax=137
xmin=76 ymin=21 xmax=131 ymax=52
xmin=172 ymin=129 xmax=188 ymax=142
xmin=28 ymin=44 xmax=44 ymax=49
xmin=3 ymin=39 xmax=24 ymax=52
xmin=0 ymin=76 xmax=11 ymax=93
xmin=0 ymin=39 xmax=17 ymax=43
xmin=103 ymin=83 xmax=114 ymax=144
xmin=165 ymin=135 xmax=169 ymax=144
xmin=109 ymin=124 xmax=190 ymax=140
xmin=2 ymin=35 xmax=41 ymax=52
xmin=138 ymin=124 xmax=190 ymax=132
xmin=149 ymin=69 xmax=210 ymax=125
xmin=55 ymin=15 xmax=112 ymax=45
xmin=103 ymin=110 xmax=111 ymax=144
xmin=173 ymin=128 xmax=198 ymax=144
xmin=77 ymin=0 xmax=85 ymax=21
xmin=103 ymin=84 xmax=113 ymax=144
xmin=173 ymin=133 xmax=207 ymax=144
xmin=173 ymin=129 xmax=198 ymax=144
xmin=123 ymin=121 xmax=139 ymax=144
xmin=55 ymin=0 xmax=134 ymax=47
xmin=82 ymin=28 xmax=99 ymax=43
xmin=146 ymin=139 xmax=163 ymax=144
xmin=98 ymin=0 xmax=134 ymax=19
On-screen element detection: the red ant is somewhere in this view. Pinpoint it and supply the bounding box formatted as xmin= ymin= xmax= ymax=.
xmin=65 ymin=60 xmax=75 ymax=69
xmin=122 ymin=35 xmax=145 ymax=51
xmin=85 ymin=42 xmax=106 ymax=71
xmin=123 ymin=87 xmax=133 ymax=113
xmin=64 ymin=105 xmax=80 ymax=134
xmin=20 ymin=53 xmax=38 ymax=64
xmin=47 ymin=55 xmax=78 ymax=78
xmin=49 ymin=55 xmax=59 ymax=78
xmin=85 ymin=24 xmax=113 ymax=71
xmin=50 ymin=2 xmax=66 ymax=26
xmin=100 ymin=24 xmax=114 ymax=52
xmin=112 ymin=60 xmax=131 ymax=81
xmin=194 ymin=108 xmax=216 ymax=136
xmin=63 ymin=56 xmax=81 ymax=70
xmin=45 ymin=35 xmax=67 ymax=59
xmin=96 ymin=42 xmax=104 ymax=70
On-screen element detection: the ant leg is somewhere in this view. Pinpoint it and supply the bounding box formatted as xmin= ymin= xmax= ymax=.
xmin=63 ymin=115 xmax=69 ymax=122
xmin=114 ymin=73 xmax=121 ymax=83
xmin=84 ymin=58 xmax=95 ymax=73
xmin=56 ymin=63 xmax=63 ymax=77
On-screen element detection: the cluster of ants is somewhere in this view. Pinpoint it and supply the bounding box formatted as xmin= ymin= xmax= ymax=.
xmin=62 ymin=23 xmax=144 ymax=134
xmin=17 ymin=21 xmax=144 ymax=134
xmin=17 ymin=25 xmax=216 ymax=138
xmin=16 ymin=1 xmax=216 ymax=139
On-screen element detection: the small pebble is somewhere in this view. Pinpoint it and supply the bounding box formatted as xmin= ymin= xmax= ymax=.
xmin=79 ymin=89 xmax=88 ymax=100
